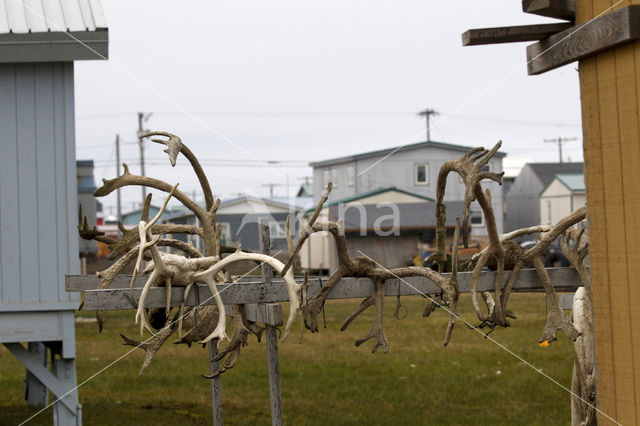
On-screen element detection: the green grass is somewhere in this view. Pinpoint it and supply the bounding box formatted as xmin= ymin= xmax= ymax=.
xmin=1 ymin=293 xmax=575 ymax=425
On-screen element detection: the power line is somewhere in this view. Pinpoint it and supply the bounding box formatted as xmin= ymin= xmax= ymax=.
xmin=76 ymin=110 xmax=581 ymax=127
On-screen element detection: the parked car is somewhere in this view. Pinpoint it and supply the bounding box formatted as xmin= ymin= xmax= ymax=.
xmin=520 ymin=238 xmax=570 ymax=267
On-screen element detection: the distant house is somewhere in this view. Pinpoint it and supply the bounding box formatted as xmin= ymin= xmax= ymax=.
xmin=505 ymin=162 xmax=584 ymax=232
xmin=540 ymin=173 xmax=586 ymax=225
xmin=309 ymin=140 xmax=506 ymax=235
xmin=300 ymin=187 xmax=470 ymax=270
xmin=121 ymin=204 xmax=171 ymax=225
xmin=163 ymin=195 xmax=310 ymax=256
xmin=77 ymin=160 xmax=98 ymax=254
xmin=296 ymin=182 xmax=313 ymax=197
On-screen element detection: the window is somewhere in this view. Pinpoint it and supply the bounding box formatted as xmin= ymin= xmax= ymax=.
xmin=323 ymin=169 xmax=330 ymax=187
xmin=415 ymin=164 xmax=429 ymax=185
xmin=480 ymin=163 xmax=492 ymax=173
xmin=470 ymin=209 xmax=484 ymax=227
xmin=269 ymin=221 xmax=287 ymax=239
xmin=347 ymin=166 xmax=355 ymax=187
xmin=331 ymin=168 xmax=339 ymax=189
xmin=219 ymin=222 xmax=231 ymax=245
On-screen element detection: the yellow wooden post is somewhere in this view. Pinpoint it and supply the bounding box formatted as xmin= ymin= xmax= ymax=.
xmin=577 ymin=1 xmax=640 ymax=423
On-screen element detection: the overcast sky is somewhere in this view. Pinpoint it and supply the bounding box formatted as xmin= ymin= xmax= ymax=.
xmin=74 ymin=1 xmax=583 ymax=215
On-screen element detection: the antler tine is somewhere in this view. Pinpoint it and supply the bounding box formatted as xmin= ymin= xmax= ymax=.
xmin=147 ymin=183 xmax=179 ymax=229
xmin=475 ymin=140 xmax=502 ymax=168
xmin=464 ymin=146 xmax=487 ymax=162
xmin=142 ymin=131 xmax=183 ymax=167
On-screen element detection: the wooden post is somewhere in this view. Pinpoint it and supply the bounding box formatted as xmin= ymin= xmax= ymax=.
xmin=258 ymin=218 xmax=284 ymax=426
xmin=200 ymin=284 xmax=223 ymax=426
xmin=577 ymin=2 xmax=640 ymax=424
xmin=208 ymin=342 xmax=224 ymax=426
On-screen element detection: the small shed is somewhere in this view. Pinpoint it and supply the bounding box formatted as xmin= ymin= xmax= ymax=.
xmin=539 ymin=173 xmax=586 ymax=226
xmin=0 ymin=1 xmax=108 ymax=424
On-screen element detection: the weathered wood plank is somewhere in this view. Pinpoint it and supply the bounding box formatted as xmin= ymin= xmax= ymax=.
xmin=462 ymin=23 xmax=571 ymax=46
xmin=66 ymin=274 xmax=265 ymax=291
xmin=522 ymin=0 xmax=575 ymax=21
xmin=244 ymin=303 xmax=283 ymax=327
xmin=527 ymin=5 xmax=640 ymax=75
xmin=80 ymin=267 xmax=583 ymax=311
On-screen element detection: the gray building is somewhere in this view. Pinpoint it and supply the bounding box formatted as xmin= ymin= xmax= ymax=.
xmin=505 ymin=162 xmax=584 ymax=233
xmin=163 ymin=195 xmax=310 ymax=258
xmin=77 ymin=160 xmax=98 ymax=254
xmin=0 ymin=1 xmax=108 ymax=424
xmin=309 ymin=140 xmax=506 ymax=234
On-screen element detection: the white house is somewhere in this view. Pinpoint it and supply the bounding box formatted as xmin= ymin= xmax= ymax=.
xmin=540 ymin=173 xmax=586 ymax=225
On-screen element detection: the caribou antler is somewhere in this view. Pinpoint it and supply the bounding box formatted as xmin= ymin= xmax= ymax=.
xmin=193 ymin=246 xmax=301 ymax=344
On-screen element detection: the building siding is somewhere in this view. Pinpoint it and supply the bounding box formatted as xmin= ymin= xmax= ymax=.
xmin=313 ymin=144 xmax=504 ymax=234
xmin=504 ymin=164 xmax=543 ymax=232
xmin=0 ymin=62 xmax=79 ymax=308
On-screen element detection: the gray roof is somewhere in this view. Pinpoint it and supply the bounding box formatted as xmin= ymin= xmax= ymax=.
xmin=528 ymin=162 xmax=584 ymax=188
xmin=310 ymin=140 xmax=506 ymax=168
xmin=0 ymin=0 xmax=108 ymax=62
xmin=329 ymin=200 xmax=465 ymax=232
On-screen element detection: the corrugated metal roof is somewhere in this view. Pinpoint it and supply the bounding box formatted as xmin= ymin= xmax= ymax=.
xmin=0 ymin=0 xmax=107 ymax=34
xmin=555 ymin=173 xmax=585 ymax=192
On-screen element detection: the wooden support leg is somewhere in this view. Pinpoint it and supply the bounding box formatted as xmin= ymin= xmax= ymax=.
xmin=4 ymin=342 xmax=81 ymax=425
xmin=25 ymin=342 xmax=48 ymax=407
xmin=266 ymin=324 xmax=283 ymax=426
xmin=52 ymin=356 xmax=82 ymax=426
xmin=209 ymin=342 xmax=224 ymax=426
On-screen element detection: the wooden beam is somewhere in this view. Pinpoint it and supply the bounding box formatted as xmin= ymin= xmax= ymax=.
xmin=527 ymin=5 xmax=640 ymax=75
xmin=462 ymin=23 xmax=571 ymax=46
xmin=80 ymin=267 xmax=583 ymax=311
xmin=522 ymin=0 xmax=575 ymax=21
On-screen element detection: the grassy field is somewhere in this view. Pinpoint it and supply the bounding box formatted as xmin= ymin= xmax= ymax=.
xmin=1 ymin=293 xmax=576 ymax=425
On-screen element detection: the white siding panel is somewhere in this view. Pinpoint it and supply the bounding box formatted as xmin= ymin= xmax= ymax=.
xmin=63 ymin=62 xmax=79 ymax=301
xmin=5 ymin=0 xmax=29 ymax=33
xmin=59 ymin=0 xmax=84 ymax=31
xmin=35 ymin=63 xmax=59 ymax=302
xmin=53 ymin=63 xmax=68 ymax=302
xmin=88 ymin=0 xmax=106 ymax=28
xmin=16 ymin=63 xmax=39 ymax=303
xmin=23 ymin=0 xmax=48 ymax=32
xmin=0 ymin=65 xmax=20 ymax=303
xmin=42 ymin=0 xmax=67 ymax=32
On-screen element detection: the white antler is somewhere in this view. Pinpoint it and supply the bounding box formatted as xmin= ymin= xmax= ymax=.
xmin=194 ymin=246 xmax=301 ymax=344
xmin=131 ymin=184 xmax=179 ymax=336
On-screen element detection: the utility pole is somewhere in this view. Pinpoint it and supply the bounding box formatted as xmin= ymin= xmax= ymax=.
xmin=417 ymin=108 xmax=439 ymax=142
xmin=544 ymin=136 xmax=577 ymax=163
xmin=262 ymin=183 xmax=283 ymax=198
xmin=115 ymin=134 xmax=122 ymax=227
xmin=137 ymin=112 xmax=153 ymax=205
